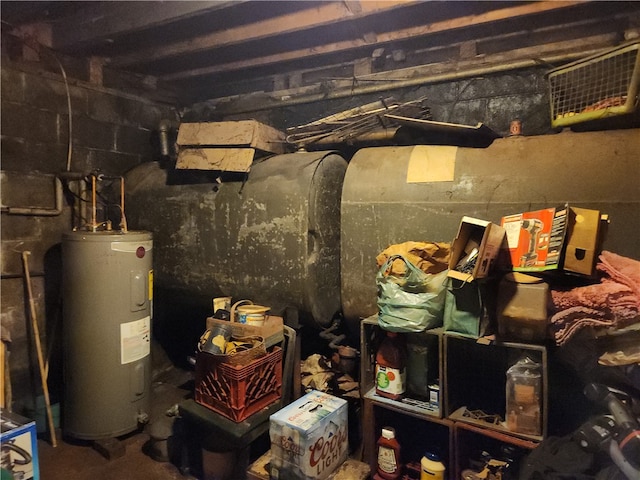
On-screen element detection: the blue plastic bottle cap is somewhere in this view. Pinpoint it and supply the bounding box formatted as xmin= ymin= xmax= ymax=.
xmin=425 ymin=451 xmax=440 ymax=461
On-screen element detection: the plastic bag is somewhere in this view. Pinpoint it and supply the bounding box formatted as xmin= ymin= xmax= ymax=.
xmin=443 ymin=278 xmax=494 ymax=338
xmin=377 ymin=254 xmax=448 ymax=333
xmin=506 ymin=356 xmax=542 ymax=435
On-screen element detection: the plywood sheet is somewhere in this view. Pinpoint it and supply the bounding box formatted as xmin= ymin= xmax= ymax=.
xmin=177 ymin=121 xmax=285 ymax=154
xmin=176 ymin=147 xmax=256 ymax=172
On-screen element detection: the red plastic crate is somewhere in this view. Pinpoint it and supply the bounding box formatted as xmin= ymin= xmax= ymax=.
xmin=195 ymin=346 xmax=283 ymax=422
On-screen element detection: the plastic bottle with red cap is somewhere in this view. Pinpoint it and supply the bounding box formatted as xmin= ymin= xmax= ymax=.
xmin=376 ymin=426 xmax=402 ymax=479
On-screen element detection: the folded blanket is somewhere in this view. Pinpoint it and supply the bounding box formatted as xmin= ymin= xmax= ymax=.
xmin=598 ymin=250 xmax=640 ymax=298
xmin=550 ymin=251 xmax=640 ymax=345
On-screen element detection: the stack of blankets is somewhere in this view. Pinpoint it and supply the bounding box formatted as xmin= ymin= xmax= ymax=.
xmin=550 ymin=251 xmax=640 ymax=346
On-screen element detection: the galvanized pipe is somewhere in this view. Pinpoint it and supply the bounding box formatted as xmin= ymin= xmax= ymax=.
xmin=0 ymin=176 xmax=64 ymax=216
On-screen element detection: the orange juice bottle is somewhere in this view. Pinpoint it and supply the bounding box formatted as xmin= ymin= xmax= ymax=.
xmin=375 ymin=331 xmax=406 ymax=400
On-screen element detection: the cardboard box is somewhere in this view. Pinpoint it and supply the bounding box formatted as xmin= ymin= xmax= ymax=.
xmin=270 ymin=390 xmax=348 ymax=480
xmin=501 ymin=205 xmax=569 ymax=272
xmin=448 ymin=216 xmax=506 ymax=281
xmin=1 ymin=409 xmax=40 ymax=480
xmin=563 ymin=207 xmax=602 ymax=276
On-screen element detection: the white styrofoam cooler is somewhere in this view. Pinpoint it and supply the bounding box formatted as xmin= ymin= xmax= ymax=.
xmin=269 ymin=390 xmax=348 ymax=480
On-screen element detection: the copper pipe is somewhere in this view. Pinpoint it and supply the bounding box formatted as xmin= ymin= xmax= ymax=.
xmin=91 ymin=175 xmax=97 ymax=231
xmin=120 ymin=176 xmax=127 ymax=232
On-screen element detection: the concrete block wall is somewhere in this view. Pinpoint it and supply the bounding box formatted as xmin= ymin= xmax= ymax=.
xmin=191 ymin=68 xmax=552 ymax=140
xmin=0 ymin=62 xmax=177 ymax=415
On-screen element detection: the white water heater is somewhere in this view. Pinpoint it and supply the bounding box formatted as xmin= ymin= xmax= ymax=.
xmin=62 ymin=230 xmax=153 ymax=440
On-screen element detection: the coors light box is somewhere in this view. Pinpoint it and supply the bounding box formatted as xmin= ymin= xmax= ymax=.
xmin=269 ymin=390 xmax=348 ymax=480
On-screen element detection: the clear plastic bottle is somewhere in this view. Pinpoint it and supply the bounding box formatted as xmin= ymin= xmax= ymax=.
xmin=376 ymin=426 xmax=402 ymax=480
xmin=375 ymin=331 xmax=407 ymax=400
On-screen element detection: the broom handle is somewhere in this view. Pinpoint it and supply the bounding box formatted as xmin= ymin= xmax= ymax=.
xmin=22 ymin=251 xmax=57 ymax=447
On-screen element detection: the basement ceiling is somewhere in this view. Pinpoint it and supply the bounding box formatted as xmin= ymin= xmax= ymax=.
xmin=2 ymin=1 xmax=640 ymax=108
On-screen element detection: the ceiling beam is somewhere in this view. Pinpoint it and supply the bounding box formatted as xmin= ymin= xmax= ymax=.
xmin=109 ymin=0 xmax=419 ymax=68
xmin=161 ymin=0 xmax=587 ymax=81
xmin=50 ymin=1 xmax=244 ymax=51
xmin=191 ymin=17 xmax=624 ymax=98
xmin=202 ymin=32 xmax=618 ymax=115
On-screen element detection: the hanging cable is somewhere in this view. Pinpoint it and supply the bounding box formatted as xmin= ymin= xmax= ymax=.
xmin=11 ymin=33 xmax=74 ymax=172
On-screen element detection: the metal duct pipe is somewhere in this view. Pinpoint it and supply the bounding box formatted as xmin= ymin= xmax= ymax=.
xmin=158 ymin=119 xmax=172 ymax=157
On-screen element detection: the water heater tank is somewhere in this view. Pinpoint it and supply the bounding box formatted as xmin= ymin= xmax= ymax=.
xmin=125 ymin=151 xmax=346 ymax=330
xmin=62 ymin=230 xmax=153 ymax=440
xmin=341 ymin=129 xmax=640 ymax=331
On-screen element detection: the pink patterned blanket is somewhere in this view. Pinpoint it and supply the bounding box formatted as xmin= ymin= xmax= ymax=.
xmin=550 ymin=251 xmax=640 ymax=345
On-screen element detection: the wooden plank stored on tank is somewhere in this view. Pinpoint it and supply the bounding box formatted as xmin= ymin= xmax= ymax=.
xmin=177 ymin=121 xmax=285 ymax=154
xmin=176 ymin=147 xmax=256 ymax=172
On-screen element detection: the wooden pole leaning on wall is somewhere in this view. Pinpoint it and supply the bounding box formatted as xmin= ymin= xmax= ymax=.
xmin=22 ymin=251 xmax=57 ymax=447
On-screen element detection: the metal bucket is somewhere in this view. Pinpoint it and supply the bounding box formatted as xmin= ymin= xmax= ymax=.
xmin=232 ymin=300 xmax=270 ymax=326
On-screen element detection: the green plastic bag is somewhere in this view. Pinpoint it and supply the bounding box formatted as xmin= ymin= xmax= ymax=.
xmin=377 ymin=254 xmax=448 ymax=333
xmin=443 ymin=277 xmax=492 ymax=338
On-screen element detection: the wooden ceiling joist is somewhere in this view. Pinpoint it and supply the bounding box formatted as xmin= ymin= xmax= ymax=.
xmin=160 ymin=0 xmax=587 ymax=81
xmin=108 ymin=0 xmax=419 ymax=69
xmin=50 ymin=1 xmax=245 ymax=51
xmin=2 ymin=0 xmax=637 ymax=103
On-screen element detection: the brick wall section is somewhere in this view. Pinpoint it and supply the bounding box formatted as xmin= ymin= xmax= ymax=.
xmin=0 ymin=62 xmax=177 ymax=414
xmin=1 ymin=66 xmax=175 ymax=174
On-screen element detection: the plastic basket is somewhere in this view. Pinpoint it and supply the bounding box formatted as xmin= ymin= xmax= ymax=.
xmin=548 ymin=42 xmax=640 ymax=127
xmin=195 ymin=346 xmax=283 ymax=422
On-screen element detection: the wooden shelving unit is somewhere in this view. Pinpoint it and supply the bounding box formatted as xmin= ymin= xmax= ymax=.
xmin=360 ymin=316 xmax=548 ymax=478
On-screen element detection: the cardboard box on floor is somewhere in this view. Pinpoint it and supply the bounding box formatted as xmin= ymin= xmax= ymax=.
xmin=448 ymin=216 xmax=506 ymax=281
xmin=270 ymin=390 xmax=349 ymax=480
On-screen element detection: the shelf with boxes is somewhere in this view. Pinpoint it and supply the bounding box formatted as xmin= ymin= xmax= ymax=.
xmin=360 ymin=316 xmax=450 ymax=475
xmin=360 ymin=315 xmax=549 ymax=479
xmin=360 ymin=316 xmax=444 ymax=418
xmin=358 ymin=204 xmax=613 ymax=478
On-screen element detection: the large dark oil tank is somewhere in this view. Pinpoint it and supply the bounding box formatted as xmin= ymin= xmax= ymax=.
xmin=125 ymin=152 xmax=346 ymax=358
xmin=341 ymin=129 xmax=640 ymax=330
xmin=62 ymin=230 xmax=153 ymax=439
